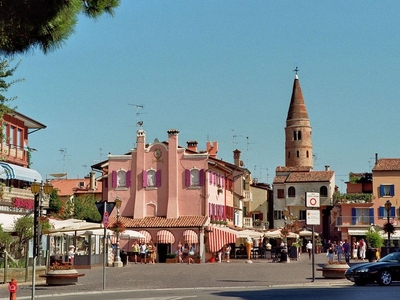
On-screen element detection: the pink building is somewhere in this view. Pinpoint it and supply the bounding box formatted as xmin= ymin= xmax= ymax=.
xmin=93 ymin=129 xmax=251 ymax=262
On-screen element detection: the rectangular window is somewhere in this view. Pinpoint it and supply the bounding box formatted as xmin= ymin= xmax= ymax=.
xmin=380 ymin=184 xmax=395 ymax=197
xmin=299 ymin=210 xmax=306 ymax=220
xmin=277 ymin=189 xmax=284 ymax=198
xmin=354 ymin=208 xmax=371 ymax=225
xmin=378 ymin=206 xmax=396 ymax=219
xmin=274 ymin=210 xmax=283 ymax=220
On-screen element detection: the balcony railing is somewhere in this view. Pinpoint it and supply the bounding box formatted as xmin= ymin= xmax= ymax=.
xmin=333 ymin=193 xmax=373 ymax=204
xmin=336 ymin=216 xmax=374 ymax=226
xmin=243 ymin=191 xmax=252 ymax=202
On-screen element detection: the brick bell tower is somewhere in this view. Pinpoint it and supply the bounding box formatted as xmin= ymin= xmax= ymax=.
xmin=285 ymin=70 xmax=313 ymax=168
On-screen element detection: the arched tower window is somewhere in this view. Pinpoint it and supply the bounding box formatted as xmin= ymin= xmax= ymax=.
xmin=297 ymin=131 xmax=302 ymax=140
xmin=320 ymin=186 xmax=328 ymax=197
xmin=296 ymin=150 xmax=299 ymax=158
xmin=288 ymin=186 xmax=296 ymax=197
xmin=293 ymin=131 xmax=297 ymax=140
xmin=306 ymin=150 xmax=309 ymax=158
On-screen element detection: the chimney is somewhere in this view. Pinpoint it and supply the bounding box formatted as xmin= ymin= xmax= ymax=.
xmin=89 ymin=171 xmax=96 ymax=190
xmin=233 ymin=149 xmax=241 ymax=167
xmin=187 ymin=140 xmax=198 ymax=152
xmin=375 ymin=153 xmax=378 ymax=165
xmin=325 ymin=165 xmax=330 ymax=171
xmin=207 ymin=141 xmax=218 ymax=158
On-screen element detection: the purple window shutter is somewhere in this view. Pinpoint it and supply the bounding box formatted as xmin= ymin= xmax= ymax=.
xmin=126 ymin=170 xmax=131 ymax=187
xmin=209 ymin=203 xmax=212 ymax=218
xmin=156 ymin=170 xmax=162 ymax=187
xmin=199 ymin=169 xmax=204 ymax=186
xmin=185 ymin=169 xmax=190 ymax=186
xmin=112 ymin=171 xmax=117 ymax=188
xmin=142 ymin=170 xmax=147 ymax=188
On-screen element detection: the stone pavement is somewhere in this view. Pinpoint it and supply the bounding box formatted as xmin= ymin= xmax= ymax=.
xmin=0 ymin=253 xmax=353 ymax=299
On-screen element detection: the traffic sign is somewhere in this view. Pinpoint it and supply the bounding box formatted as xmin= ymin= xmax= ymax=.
xmin=103 ymin=211 xmax=109 ymax=228
xmin=305 ymin=192 xmax=320 ymax=208
xmin=306 ymin=209 xmax=320 ymax=225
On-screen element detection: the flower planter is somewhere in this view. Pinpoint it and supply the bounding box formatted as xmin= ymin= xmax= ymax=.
xmin=166 ymin=258 xmax=177 ymax=263
xmin=40 ymin=269 xmax=85 ymax=285
xmin=317 ymin=263 xmax=349 ymax=279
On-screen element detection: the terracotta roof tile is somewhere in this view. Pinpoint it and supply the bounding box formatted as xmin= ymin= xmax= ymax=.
xmin=273 ymin=175 xmax=288 ymax=184
xmin=50 ymin=178 xmax=102 ymax=196
xmin=285 ymin=171 xmax=334 ymax=183
xmin=373 ymin=158 xmax=400 ymax=171
xmin=109 ymin=215 xmax=208 ymax=228
xmin=275 ymin=166 xmax=312 ymax=172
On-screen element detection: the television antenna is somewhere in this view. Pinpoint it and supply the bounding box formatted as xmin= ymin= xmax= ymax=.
xmin=231 ymin=129 xmax=243 ymax=150
xmin=128 ymin=104 xmax=146 ymax=129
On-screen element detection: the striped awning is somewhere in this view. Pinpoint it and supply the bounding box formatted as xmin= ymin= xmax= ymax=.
xmin=207 ymin=226 xmax=237 ymax=252
xmin=138 ymin=230 xmax=152 ymax=243
xmin=156 ymin=230 xmax=175 ymax=244
xmin=182 ymin=229 xmax=198 ymax=244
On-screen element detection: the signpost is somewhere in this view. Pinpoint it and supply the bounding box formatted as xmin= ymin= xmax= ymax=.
xmin=95 ymin=201 xmax=116 ymax=291
xmin=305 ymin=192 xmax=320 ymax=282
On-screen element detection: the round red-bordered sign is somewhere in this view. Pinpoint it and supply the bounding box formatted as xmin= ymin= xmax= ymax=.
xmin=309 ymin=198 xmax=317 ymax=206
xmin=103 ymin=211 xmax=109 ymax=228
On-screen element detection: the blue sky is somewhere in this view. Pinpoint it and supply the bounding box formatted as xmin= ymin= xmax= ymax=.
xmin=8 ymin=1 xmax=400 ymax=192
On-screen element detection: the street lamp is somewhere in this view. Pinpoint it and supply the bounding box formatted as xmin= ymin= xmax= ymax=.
xmin=113 ymin=197 xmax=123 ymax=267
xmin=384 ymin=200 xmax=392 ymax=249
xmin=30 ymin=180 xmax=53 ymax=299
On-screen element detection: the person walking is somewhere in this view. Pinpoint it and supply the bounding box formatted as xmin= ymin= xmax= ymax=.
xmin=68 ymin=245 xmax=75 ymax=265
xmin=342 ymin=239 xmax=350 ymax=263
xmin=177 ymin=241 xmax=184 ymax=263
xmin=225 ymin=244 xmax=231 ymax=262
xmin=139 ymin=242 xmax=147 ymax=264
xmin=187 ymin=243 xmax=195 ymax=264
xmin=326 ymin=244 xmax=334 ymax=262
xmin=306 ymin=241 xmax=312 ymax=259
xmin=358 ymin=238 xmax=366 ymax=260
xmin=147 ymin=240 xmax=156 ymax=264
xmin=132 ymin=241 xmax=139 ymax=264
xmin=336 ymin=241 xmax=344 ymax=262
xmin=352 ymin=240 xmax=359 ymax=261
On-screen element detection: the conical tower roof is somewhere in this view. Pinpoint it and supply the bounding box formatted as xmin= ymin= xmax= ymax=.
xmin=286 ymin=75 xmax=309 ymax=127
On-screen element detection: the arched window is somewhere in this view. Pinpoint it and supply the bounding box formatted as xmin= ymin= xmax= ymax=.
xmin=147 ymin=169 xmax=156 ymax=187
xmin=296 ymin=150 xmax=300 ymax=158
xmin=297 ymin=131 xmax=302 ymax=140
xmin=117 ymin=170 xmax=126 ymax=187
xmin=190 ymin=169 xmax=200 ymax=186
xmin=293 ymin=131 xmax=297 ymax=140
xmin=320 ymin=186 xmax=328 ymax=197
xmin=288 ymin=186 xmax=296 ymax=197
xmin=306 ymin=150 xmax=309 ymax=158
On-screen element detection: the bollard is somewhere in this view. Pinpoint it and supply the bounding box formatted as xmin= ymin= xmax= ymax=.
xmin=8 ymin=278 xmax=17 ymax=300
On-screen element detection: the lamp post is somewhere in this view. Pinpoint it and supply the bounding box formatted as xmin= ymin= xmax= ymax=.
xmin=384 ymin=200 xmax=392 ymax=250
xmin=113 ymin=197 xmax=123 ymax=267
xmin=30 ymin=180 xmax=53 ymax=299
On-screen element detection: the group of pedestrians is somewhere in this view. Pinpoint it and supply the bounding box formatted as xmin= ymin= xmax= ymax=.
xmin=217 ymin=243 xmax=231 ymax=263
xmin=325 ymin=238 xmax=367 ymax=263
xmin=176 ymin=241 xmax=197 ymax=264
xmin=131 ymin=240 xmax=157 ymax=264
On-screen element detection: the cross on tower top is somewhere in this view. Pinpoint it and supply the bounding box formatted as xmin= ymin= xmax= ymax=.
xmin=293 ymin=66 xmax=299 ymax=75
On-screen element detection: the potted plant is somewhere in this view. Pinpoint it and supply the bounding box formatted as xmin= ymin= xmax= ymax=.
xmin=317 ymin=260 xmax=350 ymax=279
xmin=195 ymin=255 xmax=202 ymax=264
xmin=40 ymin=262 xmax=84 ymax=285
xmin=166 ymin=253 xmax=177 ymax=263
xmin=365 ymin=226 xmax=384 ymax=262
xmin=290 ymin=238 xmax=302 ymax=260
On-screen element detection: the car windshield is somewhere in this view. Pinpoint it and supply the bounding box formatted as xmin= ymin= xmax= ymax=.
xmin=379 ymin=252 xmax=400 ymax=263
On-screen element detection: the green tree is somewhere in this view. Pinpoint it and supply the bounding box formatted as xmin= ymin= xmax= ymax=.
xmin=13 ymin=216 xmax=33 ymax=259
xmin=0 ymin=0 xmax=120 ymax=56
xmin=0 ymin=224 xmax=12 ymax=252
xmin=48 ymin=188 xmax=64 ymax=216
xmin=0 ymin=58 xmax=22 ymax=118
xmin=73 ymin=194 xmax=101 ymax=222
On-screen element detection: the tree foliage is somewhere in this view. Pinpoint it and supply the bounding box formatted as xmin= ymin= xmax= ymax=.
xmin=0 ymin=0 xmax=120 ymax=56
xmin=0 ymin=224 xmax=12 ymax=252
xmin=13 ymin=216 xmax=33 ymax=259
xmin=0 ymin=58 xmax=22 ymax=117
xmin=73 ymin=194 xmax=101 ymax=222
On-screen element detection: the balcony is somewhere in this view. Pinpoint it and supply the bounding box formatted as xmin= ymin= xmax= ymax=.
xmin=242 ymin=191 xmax=252 ymax=202
xmin=243 ymin=217 xmax=268 ymax=229
xmin=336 ymin=215 xmax=374 ymax=227
xmin=333 ymin=193 xmax=373 ymax=204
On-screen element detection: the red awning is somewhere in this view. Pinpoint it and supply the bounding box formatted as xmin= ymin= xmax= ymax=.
xmin=207 ymin=226 xmax=237 ymax=252
xmin=138 ymin=230 xmax=152 ymax=243
xmin=182 ymin=229 xmax=198 ymax=244
xmin=156 ymin=230 xmax=175 ymax=244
